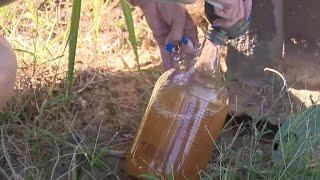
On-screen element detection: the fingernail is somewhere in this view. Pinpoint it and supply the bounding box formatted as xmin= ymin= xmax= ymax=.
xmin=165 ymin=42 xmax=174 ymax=53
xmin=182 ymin=36 xmax=189 ymax=45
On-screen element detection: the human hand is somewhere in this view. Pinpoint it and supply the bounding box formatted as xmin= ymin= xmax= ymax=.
xmin=134 ymin=0 xmax=199 ymax=70
xmin=207 ymin=0 xmax=252 ymax=28
xmin=0 ymin=0 xmax=17 ymax=7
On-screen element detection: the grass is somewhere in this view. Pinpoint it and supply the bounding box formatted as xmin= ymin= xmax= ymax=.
xmin=0 ymin=0 xmax=153 ymax=179
xmin=67 ymin=0 xmax=82 ymax=98
xmin=201 ymin=116 xmax=318 ymax=180
xmin=0 ymin=0 xmax=319 ymax=179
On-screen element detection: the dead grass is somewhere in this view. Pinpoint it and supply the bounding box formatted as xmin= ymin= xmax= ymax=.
xmin=0 ymin=0 xmax=162 ymax=179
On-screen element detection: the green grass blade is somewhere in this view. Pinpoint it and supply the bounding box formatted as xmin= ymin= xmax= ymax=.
xmin=120 ymin=0 xmax=140 ymax=71
xmin=67 ymin=0 xmax=82 ymax=98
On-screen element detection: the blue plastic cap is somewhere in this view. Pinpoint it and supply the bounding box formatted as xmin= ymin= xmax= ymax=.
xmin=165 ymin=42 xmax=174 ymax=53
xmin=182 ymin=36 xmax=189 ymax=45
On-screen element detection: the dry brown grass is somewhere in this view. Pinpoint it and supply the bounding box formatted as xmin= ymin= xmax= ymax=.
xmin=0 ymin=0 xmax=163 ymax=178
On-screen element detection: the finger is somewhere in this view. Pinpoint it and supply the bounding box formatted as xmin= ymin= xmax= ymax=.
xmin=213 ymin=17 xmax=235 ymax=28
xmin=243 ymin=0 xmax=252 ymax=19
xmin=237 ymin=0 xmax=245 ymax=20
xmin=139 ymin=2 xmax=176 ymax=70
xmin=213 ymin=1 xmax=244 ymax=28
xmin=214 ymin=6 xmax=237 ymax=21
xmin=207 ymin=0 xmax=231 ymax=9
xmin=184 ymin=12 xmax=199 ymax=46
xmin=214 ymin=7 xmax=227 ymax=19
xmin=160 ymin=43 xmax=175 ymax=70
xmin=194 ymin=41 xmax=219 ymax=73
xmin=181 ymin=36 xmax=194 ymax=71
xmin=158 ymin=2 xmax=186 ymax=44
xmin=141 ymin=2 xmax=170 ymax=44
xmin=182 ymin=13 xmax=199 ymax=70
xmin=181 ymin=36 xmax=196 ymax=70
xmin=181 ymin=36 xmax=194 ymax=55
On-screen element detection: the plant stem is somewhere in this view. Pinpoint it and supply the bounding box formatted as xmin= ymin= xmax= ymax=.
xmin=67 ymin=0 xmax=82 ymax=98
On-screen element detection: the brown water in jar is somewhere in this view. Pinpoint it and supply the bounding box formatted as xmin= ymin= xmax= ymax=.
xmin=125 ymin=70 xmax=229 ymax=179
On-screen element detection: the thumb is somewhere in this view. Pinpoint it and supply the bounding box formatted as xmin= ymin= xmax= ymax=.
xmin=181 ymin=36 xmax=196 ymax=70
xmin=213 ymin=18 xmax=234 ymax=28
xmin=243 ymin=0 xmax=252 ymax=19
xmin=166 ymin=10 xmax=186 ymax=44
xmin=181 ymin=36 xmax=194 ymax=55
xmin=158 ymin=2 xmax=187 ymax=44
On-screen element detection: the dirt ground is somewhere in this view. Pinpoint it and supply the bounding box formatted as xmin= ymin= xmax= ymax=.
xmin=76 ymin=0 xmax=320 ymax=177
xmin=1 ymin=0 xmax=320 ymax=179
